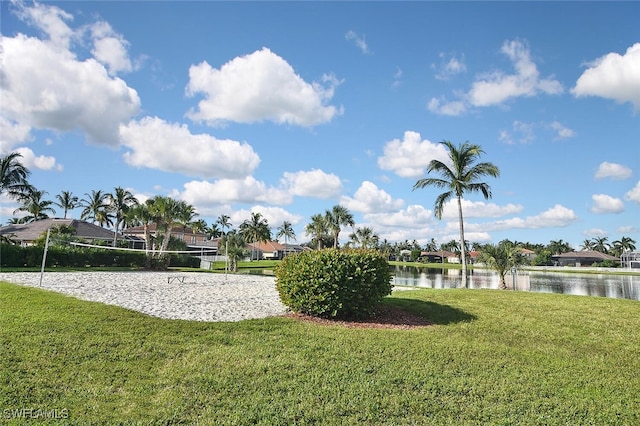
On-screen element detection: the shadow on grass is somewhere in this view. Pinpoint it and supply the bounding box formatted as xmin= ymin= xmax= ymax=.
xmin=384 ymin=297 xmax=477 ymax=326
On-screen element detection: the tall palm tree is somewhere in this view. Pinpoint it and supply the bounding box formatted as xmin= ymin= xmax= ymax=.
xmin=611 ymin=236 xmax=636 ymax=257
xmin=423 ymin=237 xmax=438 ymax=252
xmin=478 ymin=240 xmax=526 ymax=290
xmin=158 ymin=197 xmax=197 ymax=254
xmin=80 ymin=190 xmax=111 ymax=226
xmin=305 ymin=213 xmax=330 ymax=249
xmin=221 ymin=230 xmax=249 ymax=272
xmin=325 ymin=205 xmax=355 ymax=249
xmin=239 ymin=212 xmax=271 ymax=260
xmin=591 ymin=236 xmax=610 ymax=254
xmin=14 ymin=188 xmax=56 ymax=222
xmin=276 ymin=221 xmax=296 ymax=256
xmin=549 ymin=239 xmax=573 ymax=255
xmin=54 ymin=190 xmax=78 ymax=219
xmin=128 ymin=200 xmax=156 ymax=268
xmin=413 ymin=140 xmax=500 ymax=287
xmin=217 ymin=214 xmax=232 ymax=235
xmin=580 ymin=239 xmax=594 ymax=251
xmin=0 ymin=152 xmax=34 ymax=200
xmin=349 ymin=226 xmax=379 ymax=249
xmin=107 ymin=187 xmax=139 ymax=246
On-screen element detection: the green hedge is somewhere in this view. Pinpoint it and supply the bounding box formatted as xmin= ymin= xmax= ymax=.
xmin=0 ymin=243 xmax=147 ymax=268
xmin=275 ymin=249 xmax=392 ymax=320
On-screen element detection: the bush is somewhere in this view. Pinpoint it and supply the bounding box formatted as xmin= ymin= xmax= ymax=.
xmin=275 ymin=249 xmax=392 ymax=320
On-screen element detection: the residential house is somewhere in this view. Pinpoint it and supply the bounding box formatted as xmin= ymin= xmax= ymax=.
xmin=419 ymin=250 xmax=459 ymax=263
xmin=553 ymin=250 xmax=620 ymax=267
xmin=122 ymin=225 xmax=218 ymax=255
xmin=0 ymin=218 xmax=126 ymax=247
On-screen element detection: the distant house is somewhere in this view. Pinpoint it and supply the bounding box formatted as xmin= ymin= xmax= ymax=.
xmin=0 ymin=218 xmax=124 ymax=247
xmin=553 ymin=250 xmax=620 ymax=267
xmin=419 ymin=250 xmax=459 ymax=263
xmin=620 ymin=251 xmax=640 ymax=269
xmin=247 ymin=241 xmax=286 ymax=260
xmin=519 ymin=248 xmax=536 ymax=263
xmin=123 ymin=225 xmax=218 ymax=255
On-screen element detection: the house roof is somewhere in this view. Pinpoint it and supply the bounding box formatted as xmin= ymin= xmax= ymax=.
xmin=420 ymin=250 xmax=457 ymax=258
xmin=248 ymin=241 xmax=285 ymax=252
xmin=0 ymin=218 xmax=118 ymax=242
xmin=555 ymin=250 xmax=619 ymax=261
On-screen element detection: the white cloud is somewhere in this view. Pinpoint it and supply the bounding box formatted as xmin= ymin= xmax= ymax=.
xmin=583 ymin=228 xmax=608 ymax=238
xmin=482 ymin=204 xmax=578 ymax=230
xmin=498 ymin=121 xmax=536 ymax=145
xmin=377 ymin=131 xmax=449 ymax=178
xmin=365 ymin=204 xmax=434 ymax=229
xmin=340 ymin=181 xmax=404 ymax=214
xmin=0 ymin=117 xmax=32 ymax=153
xmin=590 ymin=194 xmax=624 ymax=214
xmin=572 ymin=43 xmax=640 ymax=111
xmin=89 ymin=21 xmax=134 ymax=75
xmin=469 ymin=40 xmax=563 ymax=106
xmin=427 ymin=97 xmax=468 ymax=116
xmin=433 ymin=52 xmax=467 ymax=81
xmin=441 ymin=200 xmax=523 ymax=220
xmin=180 ymin=177 xmax=292 ymax=207
xmin=345 ymin=30 xmax=370 ymax=54
xmin=119 ymin=117 xmax=260 ymax=179
xmin=594 ymin=161 xmax=632 ymax=180
xmin=12 ymin=1 xmax=75 ymax=49
xmin=429 ymin=39 xmax=563 ymax=116
xmin=232 ymin=206 xmax=303 ymax=232
xmin=15 ymin=147 xmax=62 ymax=172
xmin=280 ymin=169 xmax=343 ymax=199
xmin=624 ymin=181 xmax=640 ymax=204
xmin=185 ymin=47 xmax=342 ymax=127
xmin=549 ymin=121 xmax=576 ymax=140
xmin=1 ymin=5 xmax=140 ymax=146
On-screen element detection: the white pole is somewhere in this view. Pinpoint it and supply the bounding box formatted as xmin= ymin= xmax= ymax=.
xmin=39 ymin=228 xmax=50 ymax=287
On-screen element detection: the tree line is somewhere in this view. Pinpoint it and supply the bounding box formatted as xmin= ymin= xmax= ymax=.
xmin=2 ymin=144 xmax=636 ymax=274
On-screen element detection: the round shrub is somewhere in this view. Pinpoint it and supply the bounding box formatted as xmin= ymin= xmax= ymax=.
xmin=275 ymin=249 xmax=392 ymax=320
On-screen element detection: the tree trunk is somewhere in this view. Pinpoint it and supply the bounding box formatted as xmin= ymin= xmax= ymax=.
xmin=457 ymin=196 xmax=468 ymax=288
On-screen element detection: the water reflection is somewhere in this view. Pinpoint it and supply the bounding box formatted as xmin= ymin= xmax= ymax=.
xmin=391 ymin=265 xmax=640 ymax=301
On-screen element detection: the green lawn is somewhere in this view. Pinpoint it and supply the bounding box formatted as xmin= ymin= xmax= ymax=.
xmin=1 ymin=282 xmax=639 ymax=425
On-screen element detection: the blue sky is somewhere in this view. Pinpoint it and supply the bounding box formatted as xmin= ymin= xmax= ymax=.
xmin=1 ymin=1 xmax=639 ymax=249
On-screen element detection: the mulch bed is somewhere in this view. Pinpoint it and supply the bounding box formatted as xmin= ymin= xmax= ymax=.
xmin=283 ymin=304 xmax=432 ymax=330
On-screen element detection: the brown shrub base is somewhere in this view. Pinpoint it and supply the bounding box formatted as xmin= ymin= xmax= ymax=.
xmin=283 ymin=304 xmax=432 ymax=330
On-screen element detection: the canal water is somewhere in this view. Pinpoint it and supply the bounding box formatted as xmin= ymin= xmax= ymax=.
xmin=391 ymin=266 xmax=640 ymax=301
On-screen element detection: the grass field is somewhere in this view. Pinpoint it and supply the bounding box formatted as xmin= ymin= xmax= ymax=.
xmin=2 ymin=281 xmax=639 ymax=425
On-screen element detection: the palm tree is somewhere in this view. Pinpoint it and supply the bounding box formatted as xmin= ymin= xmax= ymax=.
xmin=147 ymin=196 xmax=197 ymax=267
xmin=54 ymin=190 xmax=78 ymax=219
xmin=107 ymin=187 xmax=138 ymax=246
xmin=14 ymin=188 xmax=56 ymax=222
xmin=413 ymin=140 xmax=500 ymax=287
xmin=325 ymin=205 xmax=354 ymax=249
xmin=478 ymin=240 xmax=526 ymax=289
xmin=580 ymin=239 xmax=594 ymax=251
xmin=549 ymin=239 xmax=573 ymax=255
xmin=276 ymin=221 xmax=296 ymax=256
xmin=349 ymin=226 xmax=379 ymax=249
xmin=80 ymin=190 xmax=110 ymax=226
xmin=217 ymin=214 xmax=232 ymax=235
xmin=0 ymin=152 xmax=34 ymax=200
xmin=423 ymin=237 xmax=438 ymax=252
xmin=221 ymin=230 xmax=248 ymax=272
xmin=206 ymin=222 xmax=222 ymax=239
xmin=305 ymin=213 xmax=330 ymax=249
xmin=591 ymin=236 xmax=610 ymax=254
xmin=128 ymin=200 xmax=157 ymax=268
xmin=239 ymin=212 xmax=271 ymax=260
xmin=611 ymin=236 xmax=636 ymax=257
xmin=189 ymin=218 xmax=209 ymax=235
